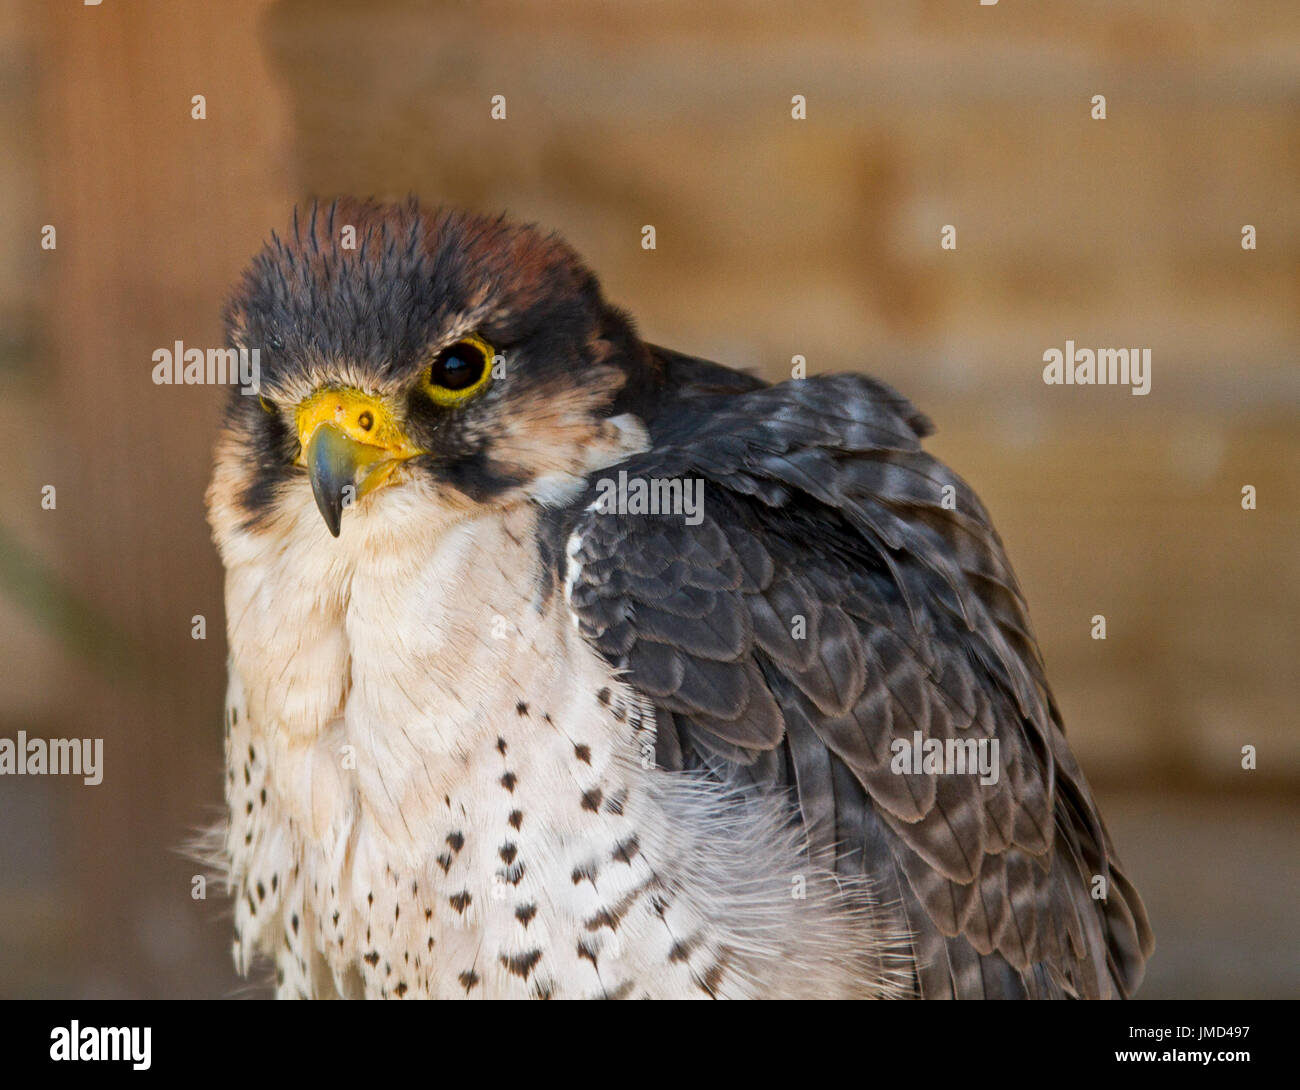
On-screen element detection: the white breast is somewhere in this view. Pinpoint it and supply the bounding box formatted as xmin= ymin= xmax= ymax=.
xmin=216 ymin=486 xmax=904 ymax=999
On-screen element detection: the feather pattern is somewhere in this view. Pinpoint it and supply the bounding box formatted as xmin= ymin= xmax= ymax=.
xmin=551 ymin=350 xmax=1154 ymax=998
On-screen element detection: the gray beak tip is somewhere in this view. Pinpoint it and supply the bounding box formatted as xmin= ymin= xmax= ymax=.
xmin=306 ymin=425 xmax=354 ymax=538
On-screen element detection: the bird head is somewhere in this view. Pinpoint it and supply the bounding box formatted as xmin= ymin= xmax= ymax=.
xmin=211 ymin=199 xmax=654 ymax=539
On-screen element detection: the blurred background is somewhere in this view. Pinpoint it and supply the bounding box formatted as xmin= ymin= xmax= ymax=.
xmin=0 ymin=0 xmax=1296 ymax=998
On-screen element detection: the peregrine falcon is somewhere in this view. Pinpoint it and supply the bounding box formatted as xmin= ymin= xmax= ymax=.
xmin=207 ymin=198 xmax=1153 ymax=999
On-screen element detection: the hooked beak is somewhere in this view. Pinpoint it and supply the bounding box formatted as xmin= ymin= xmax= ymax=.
xmin=295 ymin=387 xmax=424 ymax=537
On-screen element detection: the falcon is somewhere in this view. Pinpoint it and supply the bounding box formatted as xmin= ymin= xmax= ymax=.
xmin=207 ymin=198 xmax=1153 ymax=999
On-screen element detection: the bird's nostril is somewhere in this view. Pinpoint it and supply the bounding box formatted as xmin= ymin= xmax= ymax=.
xmin=358 ymin=410 xmax=374 ymax=431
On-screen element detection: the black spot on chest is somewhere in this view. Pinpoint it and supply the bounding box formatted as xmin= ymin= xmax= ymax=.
xmin=500 ymin=949 xmax=542 ymax=980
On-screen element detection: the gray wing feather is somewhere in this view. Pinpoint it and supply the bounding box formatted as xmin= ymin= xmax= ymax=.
xmin=556 ymin=372 xmax=1153 ymax=998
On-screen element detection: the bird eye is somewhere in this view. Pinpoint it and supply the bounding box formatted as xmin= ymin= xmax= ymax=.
xmin=423 ymin=334 xmax=494 ymax=405
xmin=258 ymin=394 xmax=276 ymax=414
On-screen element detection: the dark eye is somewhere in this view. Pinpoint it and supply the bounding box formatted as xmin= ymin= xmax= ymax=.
xmin=423 ymin=334 xmax=494 ymax=405
xmin=431 ymin=343 xmax=485 ymax=389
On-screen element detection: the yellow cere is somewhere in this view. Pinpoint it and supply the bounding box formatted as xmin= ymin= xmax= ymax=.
xmin=293 ymin=387 xmax=424 ymax=460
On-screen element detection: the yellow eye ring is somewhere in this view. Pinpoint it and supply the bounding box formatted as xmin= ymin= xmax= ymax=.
xmin=422 ymin=333 xmax=495 ymax=406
